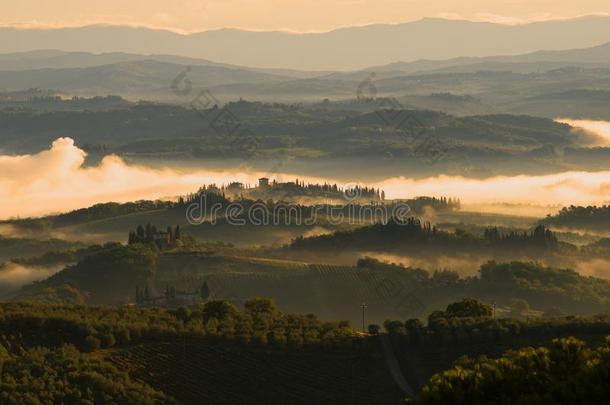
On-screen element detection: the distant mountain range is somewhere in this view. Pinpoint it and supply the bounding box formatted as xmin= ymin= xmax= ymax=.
xmin=3 ymin=16 xmax=610 ymax=70
xmin=0 ymin=60 xmax=290 ymax=95
xmin=3 ymin=39 xmax=610 ymax=80
xmin=2 ymin=39 xmax=610 ymax=120
xmin=0 ymin=50 xmax=325 ymax=79
xmin=360 ymin=42 xmax=610 ymax=75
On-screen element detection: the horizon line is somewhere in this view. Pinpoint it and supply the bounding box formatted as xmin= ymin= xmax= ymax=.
xmin=1 ymin=13 xmax=609 ymax=36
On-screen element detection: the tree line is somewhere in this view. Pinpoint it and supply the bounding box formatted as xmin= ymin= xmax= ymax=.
xmin=540 ymin=204 xmax=610 ymax=232
xmin=290 ymin=218 xmax=560 ymax=255
xmin=0 ymin=299 xmax=357 ymax=353
xmin=128 ymin=223 xmax=182 ymax=248
xmin=411 ymin=335 xmax=610 ymax=404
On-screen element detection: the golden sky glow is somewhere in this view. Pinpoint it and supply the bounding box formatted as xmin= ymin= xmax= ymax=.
xmin=1 ymin=0 xmax=610 ymax=33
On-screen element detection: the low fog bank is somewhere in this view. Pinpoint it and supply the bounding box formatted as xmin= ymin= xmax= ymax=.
xmin=360 ymin=253 xmax=610 ymax=282
xmin=556 ymin=118 xmax=610 ymax=146
xmin=0 ymin=223 xmax=120 ymax=245
xmin=575 ymin=259 xmax=610 ymax=279
xmin=0 ymin=137 xmax=330 ymax=220
xmin=0 ymin=262 xmax=65 ymax=295
xmin=2 ymin=137 xmax=610 ymax=220
xmin=378 ymin=171 xmax=610 ymax=208
xmin=360 ymin=252 xmax=488 ymax=277
xmin=459 ymin=203 xmax=561 ymax=218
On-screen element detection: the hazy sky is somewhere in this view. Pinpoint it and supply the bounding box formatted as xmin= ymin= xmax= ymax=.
xmin=2 ymin=0 xmax=610 ymax=32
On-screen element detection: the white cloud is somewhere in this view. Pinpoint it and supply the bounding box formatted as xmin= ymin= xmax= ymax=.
xmin=556 ymin=118 xmax=610 ymax=146
xmin=0 ymin=138 xmax=292 ymax=219
xmin=2 ymin=137 xmax=610 ymax=220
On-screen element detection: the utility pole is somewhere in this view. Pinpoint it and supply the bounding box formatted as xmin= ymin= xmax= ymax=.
xmin=361 ymin=302 xmax=368 ymax=333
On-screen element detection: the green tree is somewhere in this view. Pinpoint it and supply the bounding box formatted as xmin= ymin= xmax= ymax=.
xmin=244 ymin=297 xmax=278 ymax=318
xmin=413 ymin=336 xmax=610 ymax=404
xmin=202 ymin=300 xmax=239 ymax=322
xmin=445 ymin=298 xmax=492 ymax=318
xmin=175 ymin=306 xmax=192 ymax=322
xmin=200 ymin=282 xmax=210 ymax=300
xmin=383 ymin=320 xmax=406 ymax=335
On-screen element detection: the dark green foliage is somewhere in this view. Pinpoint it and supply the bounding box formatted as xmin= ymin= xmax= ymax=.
xmin=2 ymin=300 xmax=610 ymax=403
xmin=22 ymin=283 xmax=88 ymax=305
xmin=0 ymin=345 xmax=172 ymax=404
xmin=223 ymin=179 xmax=386 ymax=203
xmin=384 ymin=298 xmax=610 ymax=353
xmin=19 ymin=243 xmax=158 ymax=305
xmin=405 ymin=319 xmax=424 ymax=333
xmin=0 ymin=102 xmax=581 ymax=166
xmin=445 ymin=298 xmax=492 ymax=318
xmin=244 ymin=297 xmax=279 ymax=318
xmin=384 ymin=320 xmax=407 ymax=335
xmin=174 ymin=306 xmax=191 ymax=322
xmin=0 ymin=299 xmax=356 ymax=352
xmin=473 ymin=261 xmax=610 ymax=312
xmin=128 ymin=223 xmax=181 ymax=249
xmin=84 ymin=335 xmax=101 ymax=352
xmin=541 ymin=205 xmax=610 ymax=232
xmin=200 ymin=281 xmax=210 ymax=300
xmin=53 ymin=202 xmax=172 ymax=227
xmin=19 ymin=246 xmax=610 ymax=322
xmin=202 ymin=300 xmax=239 ymax=322
xmin=289 ymin=220 xmax=559 ymax=257
xmin=0 ymin=236 xmax=82 ymax=263
xmin=413 ymin=336 xmax=610 ymax=404
xmin=0 ymin=300 xmax=388 ymax=403
xmin=10 ymin=244 xmax=105 ymax=267
xmin=358 ymin=258 xmax=610 ymax=319
xmin=3 ymin=201 xmax=173 ymax=230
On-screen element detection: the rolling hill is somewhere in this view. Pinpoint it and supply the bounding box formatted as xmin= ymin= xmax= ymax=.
xmin=359 ymin=41 xmax=610 ymax=76
xmin=0 ymin=60 xmax=289 ymax=95
xmin=0 ymin=49 xmax=329 ymax=79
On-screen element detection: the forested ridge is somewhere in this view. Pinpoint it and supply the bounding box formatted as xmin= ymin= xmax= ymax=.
xmin=0 ymin=101 xmax=594 ymax=180
xmin=288 ymin=217 xmax=561 ymax=256
xmin=541 ymin=205 xmax=610 ymax=232
xmin=0 ymin=236 xmax=82 ymax=263
xmin=0 ymin=300 xmax=361 ymax=403
xmin=412 ymin=336 xmax=610 ymax=404
xmin=0 ymin=344 xmax=172 ymax=404
xmin=1 ymin=200 xmax=173 ymax=230
xmin=1 ymin=299 xmax=610 ymax=403
xmin=14 ymin=238 xmax=610 ymax=320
